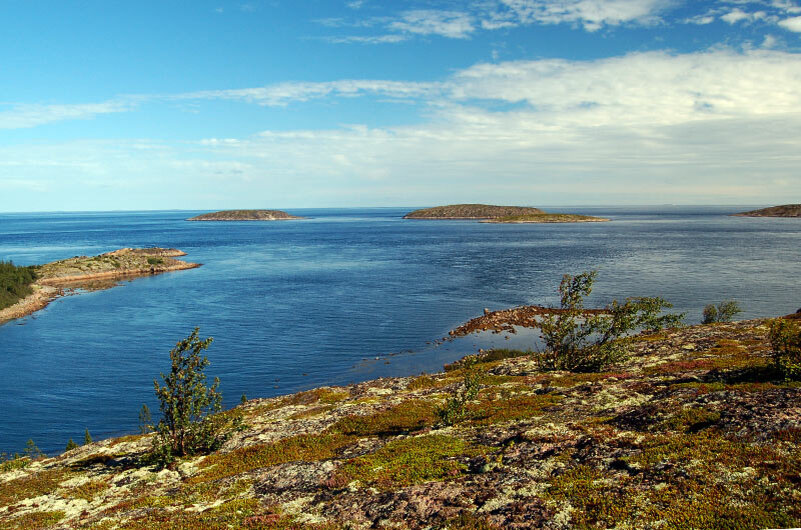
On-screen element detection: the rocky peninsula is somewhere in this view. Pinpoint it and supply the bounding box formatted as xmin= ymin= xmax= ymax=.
xmin=733 ymin=204 xmax=801 ymax=217
xmin=404 ymin=205 xmax=609 ymax=223
xmin=0 ymin=248 xmax=199 ymax=323
xmin=2 ymin=315 xmax=799 ymax=528
xmin=187 ymin=210 xmax=304 ymax=221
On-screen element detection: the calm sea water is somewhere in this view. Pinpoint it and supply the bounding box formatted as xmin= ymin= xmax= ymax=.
xmin=1 ymin=206 xmax=799 ymax=454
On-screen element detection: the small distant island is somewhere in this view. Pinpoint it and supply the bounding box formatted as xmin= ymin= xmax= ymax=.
xmin=0 ymin=248 xmax=199 ymax=323
xmin=403 ymin=204 xmax=609 ymax=223
xmin=187 ymin=209 xmax=304 ymax=221
xmin=732 ymin=204 xmax=801 ymax=218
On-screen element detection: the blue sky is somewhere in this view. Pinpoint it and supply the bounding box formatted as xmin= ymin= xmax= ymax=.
xmin=2 ymin=0 xmax=801 ymax=211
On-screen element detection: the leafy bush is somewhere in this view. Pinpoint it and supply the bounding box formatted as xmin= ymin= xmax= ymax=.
xmin=437 ymin=358 xmax=482 ymax=426
xmin=702 ymin=300 xmax=742 ymax=324
xmin=768 ymin=318 xmax=801 ymax=380
xmin=150 ymin=328 xmax=224 ymax=465
xmin=538 ymin=271 xmax=684 ymax=372
xmin=0 ymin=260 xmax=37 ymax=310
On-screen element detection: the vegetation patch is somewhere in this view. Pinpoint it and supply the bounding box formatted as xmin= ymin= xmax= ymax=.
xmin=5 ymin=510 xmax=65 ymax=529
xmin=190 ymin=433 xmax=354 ymax=484
xmin=662 ymin=407 xmax=721 ymax=433
xmin=467 ymin=393 xmax=561 ymax=425
xmin=331 ymin=399 xmax=438 ymax=436
xmin=0 ymin=260 xmax=37 ymax=310
xmin=62 ymin=479 xmax=110 ymax=502
xmin=335 ymin=435 xmax=489 ymax=490
xmin=0 ymin=468 xmax=69 ymax=505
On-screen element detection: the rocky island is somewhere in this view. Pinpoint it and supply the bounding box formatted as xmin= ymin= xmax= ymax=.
xmin=403 ymin=204 xmax=609 ymax=223
xmin=733 ymin=204 xmax=801 ymax=217
xmin=1 ymin=314 xmax=799 ymax=528
xmin=187 ymin=210 xmax=304 ymax=221
xmin=0 ymin=248 xmax=199 ymax=323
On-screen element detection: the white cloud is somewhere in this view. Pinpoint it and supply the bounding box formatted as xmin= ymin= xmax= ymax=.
xmin=0 ymin=100 xmax=132 ymax=129
xmin=778 ymin=15 xmax=801 ymax=30
xmin=5 ymin=48 xmax=801 ymax=208
xmin=721 ymin=8 xmax=752 ymax=23
xmin=495 ymin=0 xmax=673 ymax=31
xmin=180 ymin=80 xmax=440 ymax=106
xmin=389 ymin=10 xmax=475 ymax=38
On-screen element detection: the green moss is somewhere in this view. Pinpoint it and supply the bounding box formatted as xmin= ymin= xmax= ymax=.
xmin=5 ymin=510 xmax=65 ymax=529
xmin=289 ymin=404 xmax=335 ymax=420
xmin=331 ymin=399 xmax=438 ymax=436
xmin=190 ymin=433 xmax=354 ymax=484
xmin=662 ymin=407 xmax=721 ymax=433
xmin=467 ymin=393 xmax=561 ymax=425
xmin=336 ymin=435 xmax=489 ymax=490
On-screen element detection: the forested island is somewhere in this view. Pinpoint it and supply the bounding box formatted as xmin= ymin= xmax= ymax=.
xmin=187 ymin=210 xmax=304 ymax=221
xmin=404 ymin=204 xmax=609 ymax=223
xmin=0 ymin=248 xmax=199 ymax=323
xmin=733 ymin=204 xmax=801 ymax=217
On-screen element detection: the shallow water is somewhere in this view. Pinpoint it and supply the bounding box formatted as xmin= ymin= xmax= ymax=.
xmin=1 ymin=206 xmax=799 ymax=454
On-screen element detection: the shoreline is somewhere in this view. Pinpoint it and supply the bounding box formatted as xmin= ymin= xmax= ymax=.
xmin=0 ymin=250 xmax=199 ymax=324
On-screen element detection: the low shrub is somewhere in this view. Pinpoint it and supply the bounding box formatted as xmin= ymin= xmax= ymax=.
xmin=769 ymin=318 xmax=801 ymax=380
xmin=702 ymin=300 xmax=742 ymax=324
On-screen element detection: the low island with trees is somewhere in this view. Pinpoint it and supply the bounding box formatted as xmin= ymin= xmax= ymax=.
xmin=0 ymin=248 xmax=199 ymax=323
xmin=403 ymin=204 xmax=610 ymax=223
xmin=733 ymin=204 xmax=801 ymax=217
xmin=187 ymin=209 xmax=304 ymax=221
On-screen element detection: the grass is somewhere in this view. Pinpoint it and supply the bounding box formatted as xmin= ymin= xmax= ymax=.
xmin=0 ymin=260 xmax=37 ymax=310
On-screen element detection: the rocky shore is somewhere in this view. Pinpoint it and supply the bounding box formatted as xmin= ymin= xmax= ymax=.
xmin=1 ymin=315 xmax=799 ymax=528
xmin=0 ymin=248 xmax=199 ymax=324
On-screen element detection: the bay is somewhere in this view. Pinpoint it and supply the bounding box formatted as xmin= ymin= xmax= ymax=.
xmin=1 ymin=206 xmax=799 ymax=454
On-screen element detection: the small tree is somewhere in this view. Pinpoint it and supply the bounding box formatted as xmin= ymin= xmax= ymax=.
xmin=702 ymin=300 xmax=742 ymax=324
xmin=538 ymin=271 xmax=684 ymax=372
xmin=65 ymin=439 xmax=79 ymax=451
xmin=152 ymin=328 xmax=222 ymax=463
xmin=83 ymin=429 xmax=92 ymax=445
xmin=138 ymin=404 xmax=153 ymax=434
xmin=768 ymin=318 xmax=801 ymax=380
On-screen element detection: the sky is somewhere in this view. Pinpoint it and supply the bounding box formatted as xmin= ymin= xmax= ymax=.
xmin=2 ymin=0 xmax=801 ymax=211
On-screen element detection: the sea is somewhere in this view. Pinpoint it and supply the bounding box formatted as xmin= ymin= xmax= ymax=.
xmin=1 ymin=206 xmax=799 ymax=455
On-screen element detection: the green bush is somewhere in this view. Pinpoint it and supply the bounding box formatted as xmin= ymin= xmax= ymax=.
xmin=768 ymin=318 xmax=801 ymax=380
xmin=0 ymin=260 xmax=38 ymax=310
xmin=538 ymin=271 xmax=684 ymax=372
xmin=150 ymin=328 xmax=224 ymax=465
xmin=702 ymin=300 xmax=742 ymax=324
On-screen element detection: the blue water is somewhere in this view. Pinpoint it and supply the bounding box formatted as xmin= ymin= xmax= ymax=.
xmin=1 ymin=206 xmax=799 ymax=454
